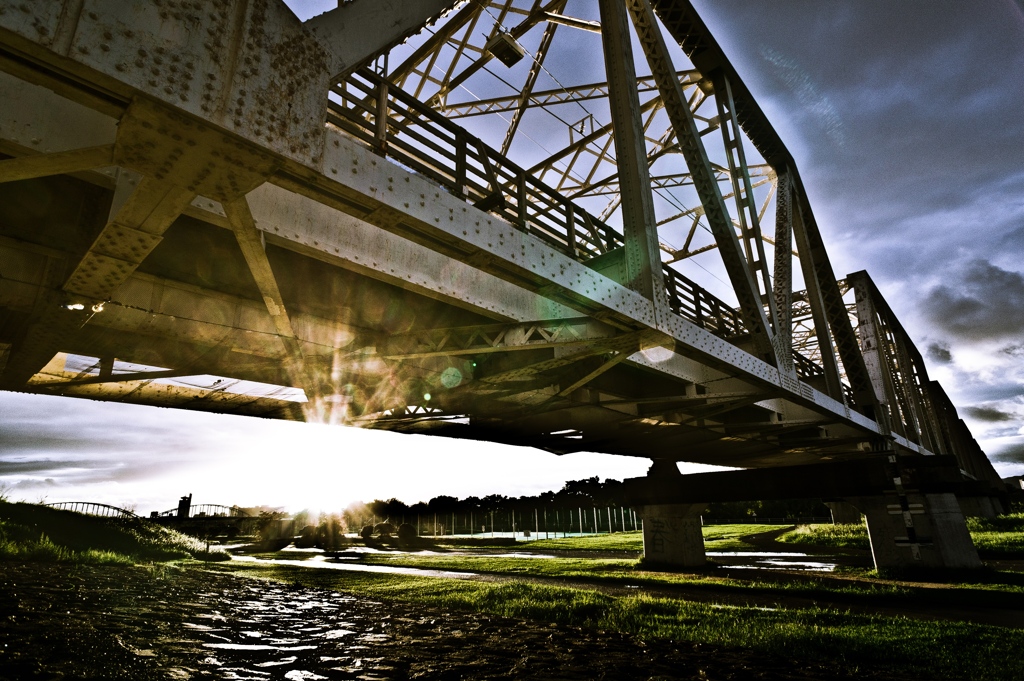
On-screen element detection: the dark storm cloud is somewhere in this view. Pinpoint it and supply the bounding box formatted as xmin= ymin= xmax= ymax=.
xmin=992 ymin=442 xmax=1024 ymax=465
xmin=926 ymin=342 xmax=952 ymax=364
xmin=1002 ymin=345 xmax=1024 ymax=358
xmin=0 ymin=430 xmax=125 ymax=454
xmin=964 ymin=406 xmax=1017 ymax=423
xmin=0 ymin=459 xmax=91 ymax=475
xmin=922 ymin=261 xmax=1024 ymax=340
xmin=693 ymin=0 xmax=1024 ymax=278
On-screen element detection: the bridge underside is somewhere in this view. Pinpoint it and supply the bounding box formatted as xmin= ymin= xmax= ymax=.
xmin=0 ymin=169 xmax=860 ymax=467
xmin=0 ymin=0 xmax=1008 ymax=569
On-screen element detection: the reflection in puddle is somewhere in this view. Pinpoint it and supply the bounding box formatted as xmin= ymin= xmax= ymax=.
xmin=231 ymin=554 xmax=478 ymax=578
xmin=205 ymin=643 xmax=319 ymax=651
xmin=708 ymin=551 xmax=837 ymax=572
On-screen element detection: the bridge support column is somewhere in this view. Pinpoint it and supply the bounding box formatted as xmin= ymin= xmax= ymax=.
xmin=957 ymin=495 xmax=1000 ymax=519
xmin=846 ymin=493 xmax=982 ymax=572
xmin=825 ymin=501 xmax=862 ymax=524
xmin=635 ymin=503 xmax=707 ymax=568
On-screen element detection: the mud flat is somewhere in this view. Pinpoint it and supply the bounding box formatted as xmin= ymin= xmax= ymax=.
xmin=0 ymin=562 xmax=922 ymax=680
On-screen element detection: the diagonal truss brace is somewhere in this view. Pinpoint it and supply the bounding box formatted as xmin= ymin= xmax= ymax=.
xmin=626 ymin=0 xmax=778 ymax=365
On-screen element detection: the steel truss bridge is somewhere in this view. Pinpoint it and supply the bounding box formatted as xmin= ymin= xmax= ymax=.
xmin=0 ymin=0 xmax=1006 ymax=570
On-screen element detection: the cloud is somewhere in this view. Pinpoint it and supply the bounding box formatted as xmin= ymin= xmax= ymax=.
xmin=922 ymin=261 xmax=1024 ymax=340
xmin=1002 ymin=344 xmax=1024 ymax=358
xmin=926 ymin=342 xmax=952 ymax=364
xmin=965 ymin=406 xmax=1016 ymax=422
xmin=991 ymin=442 xmax=1024 ymax=465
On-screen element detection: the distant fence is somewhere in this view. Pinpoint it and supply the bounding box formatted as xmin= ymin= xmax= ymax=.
xmin=348 ymin=509 xmax=838 ymax=538
xmin=45 ymin=502 xmax=138 ymax=519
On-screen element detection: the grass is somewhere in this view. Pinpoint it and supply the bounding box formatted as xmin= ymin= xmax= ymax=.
xmin=778 ymin=523 xmax=870 ymax=549
xmin=459 ymin=524 xmax=780 ymax=553
xmin=219 ymin=561 xmax=1024 ymax=681
xmin=0 ymin=501 xmax=228 ymax=563
xmin=779 ymin=518 xmax=1024 ymax=558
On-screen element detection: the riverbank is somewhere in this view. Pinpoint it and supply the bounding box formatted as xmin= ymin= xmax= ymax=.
xmin=2 ymin=561 xmax=930 ymax=681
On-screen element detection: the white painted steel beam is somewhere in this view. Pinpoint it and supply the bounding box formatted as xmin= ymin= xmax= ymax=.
xmin=305 ymin=0 xmax=462 ymax=80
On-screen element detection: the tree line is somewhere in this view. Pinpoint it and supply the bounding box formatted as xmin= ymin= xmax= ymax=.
xmin=304 ymin=477 xmax=831 ymax=531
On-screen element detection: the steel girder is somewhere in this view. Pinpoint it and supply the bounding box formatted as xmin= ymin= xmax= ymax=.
xmin=0 ymin=0 xmax=1000 ymax=487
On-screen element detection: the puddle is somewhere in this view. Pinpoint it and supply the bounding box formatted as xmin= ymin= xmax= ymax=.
xmin=708 ymin=551 xmax=838 ymax=572
xmin=231 ymin=554 xmax=478 ymax=579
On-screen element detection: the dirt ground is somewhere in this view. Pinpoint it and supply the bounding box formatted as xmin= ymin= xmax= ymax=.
xmin=0 ymin=562 xmax=928 ymax=681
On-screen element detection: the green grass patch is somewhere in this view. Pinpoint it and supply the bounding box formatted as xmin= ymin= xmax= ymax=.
xmin=520 ymin=531 xmax=643 ymax=552
xmin=970 ymin=531 xmax=1024 ymax=557
xmin=0 ymin=501 xmax=228 ymax=563
xmin=780 ymin=519 xmax=1024 ymax=558
xmin=778 ymin=523 xmax=869 ymax=549
xmin=702 ymin=523 xmax=784 ymax=550
xmin=479 ymin=525 xmax=783 ymax=553
xmin=219 ymin=562 xmax=1024 ymax=681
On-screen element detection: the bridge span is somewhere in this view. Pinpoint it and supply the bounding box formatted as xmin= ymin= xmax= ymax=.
xmin=0 ymin=0 xmax=1006 ymax=571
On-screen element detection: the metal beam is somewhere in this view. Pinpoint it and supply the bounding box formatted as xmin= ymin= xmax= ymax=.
xmin=599 ymin=0 xmax=665 ymax=302
xmin=305 ymin=0 xmax=461 ymax=80
xmin=0 ymin=145 xmax=114 ymax=184
xmin=223 ymin=194 xmax=321 ymax=399
xmin=626 ymin=0 xmax=777 ymax=364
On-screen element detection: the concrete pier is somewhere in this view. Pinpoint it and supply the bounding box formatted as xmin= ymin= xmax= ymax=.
xmin=635 ymin=503 xmax=708 ymax=567
xmin=848 ymin=493 xmax=982 ymax=571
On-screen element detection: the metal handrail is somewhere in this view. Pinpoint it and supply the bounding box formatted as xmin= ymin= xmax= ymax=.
xmin=45 ymin=502 xmax=138 ymax=518
xmin=327 ymin=69 xmax=830 ymax=378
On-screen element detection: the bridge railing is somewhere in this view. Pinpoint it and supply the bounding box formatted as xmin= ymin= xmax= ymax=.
xmin=157 ymin=504 xmax=253 ymax=518
xmin=45 ymin=502 xmax=138 ymax=519
xmin=330 ymin=69 xmax=622 ymax=260
xmin=328 ymin=70 xmax=836 ymax=382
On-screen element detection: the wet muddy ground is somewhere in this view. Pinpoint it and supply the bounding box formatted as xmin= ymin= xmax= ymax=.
xmin=0 ymin=562 xmax=922 ymax=681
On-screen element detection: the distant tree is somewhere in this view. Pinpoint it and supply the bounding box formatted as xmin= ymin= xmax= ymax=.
xmin=427 ymin=495 xmax=459 ymax=514
xmin=257 ymin=510 xmax=287 ymax=541
xmin=367 ymin=499 xmax=390 ymax=520
xmin=383 ymin=498 xmax=410 ymax=520
xmin=315 ymin=513 xmax=346 ymax=550
xmin=292 ymin=508 xmax=312 ymax=528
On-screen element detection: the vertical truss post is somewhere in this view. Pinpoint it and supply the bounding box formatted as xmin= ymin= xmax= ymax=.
xmin=772 ymin=168 xmax=794 ymax=373
xmin=599 ymin=0 xmax=666 ymax=303
xmin=850 ymin=273 xmax=902 ymax=436
xmin=789 ymin=183 xmax=878 ymax=416
xmin=714 ymin=73 xmax=782 ymax=336
xmin=374 ymin=77 xmax=390 ymax=154
xmin=625 ymin=0 xmax=774 ymax=362
xmin=791 ymin=194 xmax=844 ymax=400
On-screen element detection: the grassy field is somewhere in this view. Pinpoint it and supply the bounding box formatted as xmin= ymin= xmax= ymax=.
xmin=0 ymin=501 xmax=226 ymax=563
xmin=222 ymin=561 xmax=1024 ymax=681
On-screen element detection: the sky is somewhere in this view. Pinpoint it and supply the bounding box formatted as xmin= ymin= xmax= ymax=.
xmin=1 ymin=1 xmax=1023 ymax=513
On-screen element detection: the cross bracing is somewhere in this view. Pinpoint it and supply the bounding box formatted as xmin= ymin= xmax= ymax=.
xmin=0 ymin=0 xmax=1003 ymax=506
